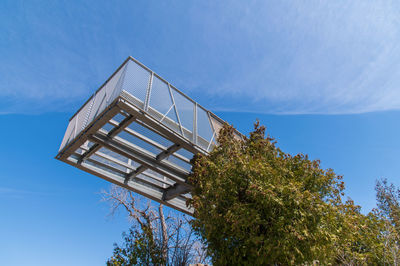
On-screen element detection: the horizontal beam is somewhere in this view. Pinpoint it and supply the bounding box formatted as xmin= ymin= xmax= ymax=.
xmin=117 ymin=98 xmax=204 ymax=155
xmin=107 ymin=115 xmax=136 ymax=137
xmin=125 ymin=143 xmax=184 ymax=186
xmin=77 ymin=145 xmax=176 ymax=186
xmin=88 ymin=131 xmax=190 ymax=185
xmin=58 ymin=103 xmax=121 ymax=160
xmin=65 ymin=155 xmax=193 ymax=215
xmin=85 ymin=157 xmax=166 ymax=191
xmin=78 ymin=115 xmax=135 ymax=164
xmin=109 ymin=119 xmax=192 ymax=164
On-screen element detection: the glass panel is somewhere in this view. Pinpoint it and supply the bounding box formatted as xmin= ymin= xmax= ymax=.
xmin=197 ymin=106 xmax=214 ymax=150
xmin=149 ymin=76 xmax=173 ymax=115
xmin=148 ymin=75 xmax=180 ymax=133
xmin=172 ymin=89 xmax=194 ymax=140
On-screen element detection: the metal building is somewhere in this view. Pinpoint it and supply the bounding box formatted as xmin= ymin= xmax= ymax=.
xmin=56 ymin=57 xmax=240 ymax=215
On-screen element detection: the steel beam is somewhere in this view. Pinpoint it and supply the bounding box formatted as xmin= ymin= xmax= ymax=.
xmin=58 ymin=103 xmax=121 ymax=160
xmin=108 ymin=119 xmax=192 ymax=164
xmin=66 ymin=156 xmax=192 ymax=215
xmin=125 ymin=165 xmax=147 ymax=183
xmin=117 ymin=98 xmax=203 ymax=155
xmin=156 ymin=143 xmax=181 ymax=161
xmin=88 ymin=131 xmax=189 ymax=185
xmin=78 ymin=115 xmax=135 ymax=164
xmin=163 ymin=183 xmax=192 ymax=201
xmin=124 ymin=143 xmax=187 ymax=186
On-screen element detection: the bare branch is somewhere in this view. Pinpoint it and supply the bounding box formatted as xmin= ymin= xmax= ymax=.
xmin=102 ymin=184 xmax=209 ymax=265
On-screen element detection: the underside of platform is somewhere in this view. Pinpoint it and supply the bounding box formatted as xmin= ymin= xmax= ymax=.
xmin=56 ymin=57 xmax=240 ymax=215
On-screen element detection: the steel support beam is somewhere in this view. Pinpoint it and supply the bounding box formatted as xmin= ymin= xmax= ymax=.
xmin=124 ymin=165 xmax=147 ymax=183
xmin=156 ymin=143 xmax=181 ymax=161
xmin=125 ymin=143 xmax=184 ymax=184
xmin=58 ymin=102 xmax=121 ymax=160
xmin=108 ymin=119 xmax=192 ymax=164
xmin=117 ymin=98 xmax=205 ymax=161
xmin=65 ymin=156 xmax=192 ymax=215
xmin=78 ymin=115 xmax=135 ymax=164
xmin=88 ymin=131 xmax=189 ymax=185
xmin=162 ymin=183 xmax=192 ymax=201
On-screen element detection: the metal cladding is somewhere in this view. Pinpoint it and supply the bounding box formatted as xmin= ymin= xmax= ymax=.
xmin=56 ymin=57 xmax=239 ymax=215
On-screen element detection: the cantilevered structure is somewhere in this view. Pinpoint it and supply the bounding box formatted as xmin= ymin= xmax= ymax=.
xmin=56 ymin=57 xmax=239 ymax=215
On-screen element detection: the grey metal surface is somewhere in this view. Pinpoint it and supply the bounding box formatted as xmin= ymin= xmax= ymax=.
xmin=56 ymin=57 xmax=241 ymax=215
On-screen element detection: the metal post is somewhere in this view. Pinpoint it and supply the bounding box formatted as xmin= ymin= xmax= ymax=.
xmin=168 ymin=83 xmax=184 ymax=136
xmin=144 ymin=72 xmax=154 ymax=111
xmin=74 ymin=113 xmax=78 ymax=139
xmin=193 ymin=103 xmax=197 ymax=144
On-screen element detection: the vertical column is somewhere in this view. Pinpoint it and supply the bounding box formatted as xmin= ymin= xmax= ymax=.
xmin=74 ymin=113 xmax=79 ymax=139
xmin=83 ymin=94 xmax=96 ymax=130
xmin=193 ymin=103 xmax=197 ymax=144
xmin=144 ymin=72 xmax=154 ymax=112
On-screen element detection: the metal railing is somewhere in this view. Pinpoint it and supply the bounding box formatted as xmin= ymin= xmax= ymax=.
xmin=59 ymin=57 xmax=229 ymax=153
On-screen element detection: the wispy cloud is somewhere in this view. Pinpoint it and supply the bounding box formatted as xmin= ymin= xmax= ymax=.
xmin=0 ymin=186 xmax=51 ymax=199
xmin=1 ymin=1 xmax=400 ymax=115
xmin=195 ymin=1 xmax=400 ymax=114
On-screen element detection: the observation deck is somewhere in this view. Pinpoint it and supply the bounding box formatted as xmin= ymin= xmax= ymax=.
xmin=56 ymin=57 xmax=239 ymax=215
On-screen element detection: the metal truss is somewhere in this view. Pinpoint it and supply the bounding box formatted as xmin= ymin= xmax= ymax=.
xmin=56 ymin=57 xmax=241 ymax=215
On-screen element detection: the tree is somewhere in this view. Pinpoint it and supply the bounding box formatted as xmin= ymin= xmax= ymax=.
xmin=375 ymin=178 xmax=400 ymax=264
xmin=188 ymin=122 xmax=387 ymax=265
xmin=103 ymin=185 xmax=208 ymax=266
xmin=188 ymin=122 xmax=345 ymax=264
xmin=332 ymin=199 xmax=385 ymax=265
xmin=103 ymin=122 xmax=400 ymax=265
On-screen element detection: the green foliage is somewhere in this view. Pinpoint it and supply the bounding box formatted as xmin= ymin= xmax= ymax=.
xmin=106 ymin=122 xmax=400 ymax=265
xmin=332 ymin=200 xmax=386 ymax=264
xmin=107 ymin=225 xmax=165 ymax=266
xmin=374 ymin=179 xmax=400 ymax=263
xmin=376 ymin=179 xmax=400 ymax=229
xmin=189 ymin=122 xmax=342 ymax=264
xmin=188 ymin=122 xmax=394 ymax=265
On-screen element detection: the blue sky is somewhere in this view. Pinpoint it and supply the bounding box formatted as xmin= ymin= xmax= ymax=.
xmin=1 ymin=0 xmax=400 ymax=265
